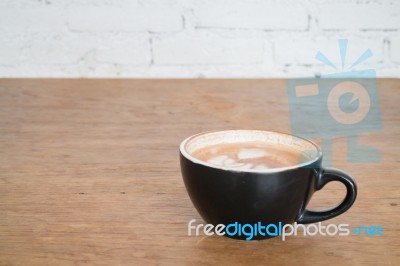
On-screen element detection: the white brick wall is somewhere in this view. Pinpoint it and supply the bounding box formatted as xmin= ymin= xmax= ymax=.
xmin=319 ymin=3 xmax=400 ymax=30
xmin=153 ymin=33 xmax=265 ymax=65
xmin=0 ymin=7 xmax=67 ymax=32
xmin=193 ymin=1 xmax=308 ymax=30
xmin=391 ymin=37 xmax=400 ymax=63
xmin=68 ymin=6 xmax=182 ymax=32
xmin=0 ymin=0 xmax=399 ymax=78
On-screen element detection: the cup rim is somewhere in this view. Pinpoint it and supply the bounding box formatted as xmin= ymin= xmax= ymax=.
xmin=179 ymin=129 xmax=323 ymax=173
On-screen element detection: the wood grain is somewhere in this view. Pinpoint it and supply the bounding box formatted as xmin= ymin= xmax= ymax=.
xmin=0 ymin=79 xmax=399 ymax=265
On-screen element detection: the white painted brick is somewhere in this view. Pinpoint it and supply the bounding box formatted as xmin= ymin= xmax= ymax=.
xmin=0 ymin=0 xmax=399 ymax=78
xmin=0 ymin=39 xmax=24 ymax=65
xmin=67 ymin=0 xmax=130 ymax=6
xmin=320 ymin=3 xmax=400 ymax=30
xmin=375 ymin=67 xmax=400 ymax=77
xmin=275 ymin=37 xmax=384 ymax=69
xmin=0 ymin=0 xmax=66 ymax=8
xmin=68 ymin=6 xmax=182 ymax=32
xmin=96 ymin=37 xmax=151 ymax=65
xmin=194 ymin=1 xmax=308 ymax=30
xmin=153 ymin=34 xmax=265 ymax=65
xmin=143 ymin=64 xmax=274 ymax=78
xmin=391 ymin=37 xmax=400 ymax=63
xmin=0 ymin=8 xmax=66 ymax=32
xmin=30 ymin=35 xmax=95 ymax=64
xmin=67 ymin=0 xmax=176 ymax=7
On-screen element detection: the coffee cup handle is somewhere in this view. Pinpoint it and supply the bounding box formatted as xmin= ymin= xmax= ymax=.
xmin=297 ymin=168 xmax=357 ymax=224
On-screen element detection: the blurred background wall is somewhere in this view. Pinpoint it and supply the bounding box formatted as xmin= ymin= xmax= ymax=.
xmin=0 ymin=0 xmax=399 ymax=78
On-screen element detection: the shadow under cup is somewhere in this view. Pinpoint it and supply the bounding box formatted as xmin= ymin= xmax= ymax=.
xmin=179 ymin=130 xmax=357 ymax=240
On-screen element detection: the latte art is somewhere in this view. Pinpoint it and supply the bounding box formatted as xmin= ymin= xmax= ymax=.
xmin=191 ymin=141 xmax=309 ymax=170
xmin=205 ymin=148 xmax=270 ymax=170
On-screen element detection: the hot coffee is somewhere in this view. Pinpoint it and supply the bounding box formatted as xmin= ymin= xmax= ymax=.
xmin=185 ymin=130 xmax=317 ymax=172
xmin=191 ymin=141 xmax=310 ymax=170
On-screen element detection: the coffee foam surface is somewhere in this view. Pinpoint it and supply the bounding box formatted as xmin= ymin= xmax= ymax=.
xmin=182 ymin=130 xmax=320 ymax=172
xmin=205 ymin=148 xmax=269 ymax=170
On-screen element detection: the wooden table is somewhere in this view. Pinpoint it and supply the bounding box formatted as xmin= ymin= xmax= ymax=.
xmin=0 ymin=79 xmax=399 ymax=265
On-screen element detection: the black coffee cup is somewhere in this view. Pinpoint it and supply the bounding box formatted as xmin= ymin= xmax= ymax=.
xmin=179 ymin=130 xmax=357 ymax=240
